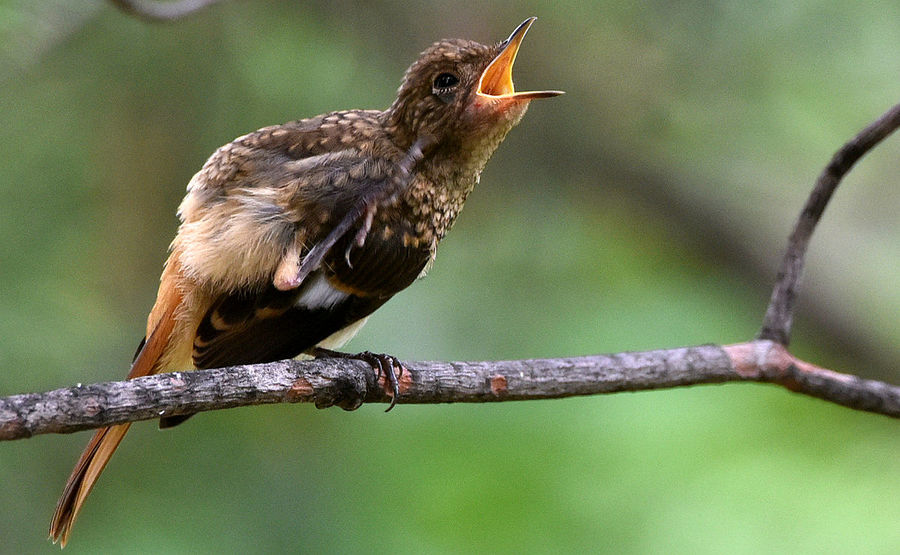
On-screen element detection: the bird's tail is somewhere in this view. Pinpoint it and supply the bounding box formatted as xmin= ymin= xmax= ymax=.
xmin=48 ymin=423 xmax=132 ymax=547
xmin=49 ymin=266 xmax=185 ymax=546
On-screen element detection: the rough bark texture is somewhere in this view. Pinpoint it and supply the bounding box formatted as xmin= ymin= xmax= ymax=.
xmin=2 ymin=340 xmax=897 ymax=441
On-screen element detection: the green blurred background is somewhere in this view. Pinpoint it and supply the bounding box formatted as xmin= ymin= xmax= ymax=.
xmin=1 ymin=1 xmax=898 ymax=553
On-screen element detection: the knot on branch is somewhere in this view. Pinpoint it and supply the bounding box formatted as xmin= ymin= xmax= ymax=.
xmin=0 ymin=414 xmax=30 ymax=440
xmin=725 ymin=340 xmax=817 ymax=384
xmin=282 ymin=359 xmax=374 ymax=411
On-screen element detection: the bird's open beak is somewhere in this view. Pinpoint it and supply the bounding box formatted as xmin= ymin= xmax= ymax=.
xmin=477 ymin=17 xmax=564 ymax=101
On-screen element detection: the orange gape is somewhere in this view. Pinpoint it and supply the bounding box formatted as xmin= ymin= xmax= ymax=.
xmin=49 ymin=17 xmax=561 ymax=546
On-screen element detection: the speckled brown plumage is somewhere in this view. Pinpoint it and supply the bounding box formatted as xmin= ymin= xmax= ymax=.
xmin=50 ymin=18 xmax=561 ymax=546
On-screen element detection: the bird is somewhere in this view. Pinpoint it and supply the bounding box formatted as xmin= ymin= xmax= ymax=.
xmin=49 ymin=17 xmax=561 ymax=546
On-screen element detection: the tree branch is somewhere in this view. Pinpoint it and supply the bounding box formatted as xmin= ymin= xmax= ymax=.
xmin=109 ymin=0 xmax=226 ymax=22
xmin=1 ymin=340 xmax=897 ymax=440
xmin=759 ymin=102 xmax=900 ymax=345
xmin=2 ymin=80 xmax=896 ymax=440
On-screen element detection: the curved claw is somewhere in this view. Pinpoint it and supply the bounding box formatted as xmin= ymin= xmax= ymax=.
xmin=313 ymin=348 xmax=404 ymax=411
xmin=384 ymin=357 xmax=402 ymax=412
xmin=360 ymin=351 xmax=402 ymax=412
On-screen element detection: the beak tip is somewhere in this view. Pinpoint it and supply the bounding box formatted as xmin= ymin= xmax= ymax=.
xmin=505 ymin=17 xmax=537 ymax=45
xmin=478 ymin=19 xmax=561 ymax=100
xmin=518 ymin=90 xmax=565 ymax=101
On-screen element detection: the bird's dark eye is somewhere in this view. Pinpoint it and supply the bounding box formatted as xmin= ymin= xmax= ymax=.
xmin=432 ymin=72 xmax=460 ymax=103
xmin=433 ymin=72 xmax=460 ymax=90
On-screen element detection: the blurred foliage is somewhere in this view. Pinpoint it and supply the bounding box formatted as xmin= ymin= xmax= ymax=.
xmin=0 ymin=1 xmax=897 ymax=553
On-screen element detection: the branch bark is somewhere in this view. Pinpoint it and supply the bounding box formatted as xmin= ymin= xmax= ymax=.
xmin=2 ymin=340 xmax=898 ymax=441
xmin=3 ymin=85 xmax=897 ymax=439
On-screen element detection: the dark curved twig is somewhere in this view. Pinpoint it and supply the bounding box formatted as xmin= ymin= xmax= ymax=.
xmin=109 ymin=0 xmax=226 ymax=22
xmin=759 ymin=103 xmax=900 ymax=345
xmin=1 ymin=340 xmax=897 ymax=441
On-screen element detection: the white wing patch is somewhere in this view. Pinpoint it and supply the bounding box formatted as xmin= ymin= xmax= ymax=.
xmin=296 ymin=273 xmax=349 ymax=310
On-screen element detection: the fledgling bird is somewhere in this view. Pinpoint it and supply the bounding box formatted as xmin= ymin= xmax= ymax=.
xmin=49 ymin=17 xmax=561 ymax=546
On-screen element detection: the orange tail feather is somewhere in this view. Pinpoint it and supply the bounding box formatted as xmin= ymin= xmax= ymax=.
xmin=48 ymin=423 xmax=132 ymax=547
xmin=49 ymin=271 xmax=184 ymax=546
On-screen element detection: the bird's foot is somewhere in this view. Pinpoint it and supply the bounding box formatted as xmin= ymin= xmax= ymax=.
xmin=344 ymin=202 xmax=377 ymax=267
xmin=312 ymin=348 xmax=404 ymax=412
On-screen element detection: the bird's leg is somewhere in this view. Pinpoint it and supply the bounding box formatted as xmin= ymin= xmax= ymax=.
xmin=344 ymin=203 xmax=376 ymax=267
xmin=343 ymin=136 xmax=433 ymax=266
xmin=311 ymin=347 xmax=405 ymax=412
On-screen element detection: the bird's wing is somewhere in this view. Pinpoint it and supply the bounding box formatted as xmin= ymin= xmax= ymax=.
xmin=173 ymin=115 xmax=393 ymax=292
xmin=169 ymin=118 xmax=433 ymax=370
xmin=52 ymin=113 xmax=428 ymax=542
xmin=189 ymin=274 xmax=389 ymax=369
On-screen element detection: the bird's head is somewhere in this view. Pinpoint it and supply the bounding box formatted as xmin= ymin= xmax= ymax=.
xmin=386 ymin=17 xmax=562 ymax=165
